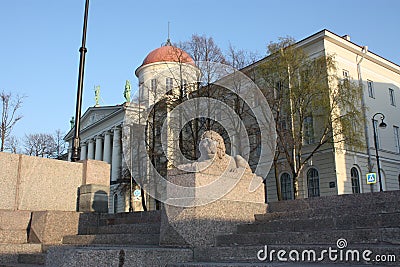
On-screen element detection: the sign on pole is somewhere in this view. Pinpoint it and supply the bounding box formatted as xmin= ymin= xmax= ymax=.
xmin=366 ymin=173 xmax=377 ymax=184
xmin=133 ymin=189 xmax=141 ymax=201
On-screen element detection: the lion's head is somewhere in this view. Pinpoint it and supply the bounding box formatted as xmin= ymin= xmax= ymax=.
xmin=199 ymin=130 xmax=226 ymax=160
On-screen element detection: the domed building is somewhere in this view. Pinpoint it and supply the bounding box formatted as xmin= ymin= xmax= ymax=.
xmin=135 ymin=41 xmax=199 ymax=106
xmin=64 ymin=41 xmax=199 ymax=213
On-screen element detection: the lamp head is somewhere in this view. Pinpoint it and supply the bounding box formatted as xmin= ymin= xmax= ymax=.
xmin=379 ymin=120 xmax=387 ymax=129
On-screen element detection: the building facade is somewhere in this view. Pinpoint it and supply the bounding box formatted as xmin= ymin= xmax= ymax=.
xmin=66 ymin=30 xmax=400 ymax=213
xmin=259 ymin=30 xmax=400 ymax=201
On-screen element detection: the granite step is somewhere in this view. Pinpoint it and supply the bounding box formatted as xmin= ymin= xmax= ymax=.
xmin=0 ymin=264 xmax=43 ymax=267
xmin=82 ymin=222 xmax=160 ymax=235
xmin=216 ymin=228 xmax=400 ymax=246
xmin=239 ymin=212 xmax=400 ymax=234
xmin=17 ymin=254 xmax=45 ymax=265
xmin=99 ymin=210 xmax=161 ymax=226
xmin=62 ymin=233 xmax=160 ymax=245
xmin=188 ymin=244 xmax=400 ymax=266
xmin=0 ymin=244 xmax=42 ymax=265
xmin=266 ymin=191 xmax=400 ymax=213
xmin=0 ymin=244 xmax=42 ymax=255
xmin=255 ymin=203 xmax=400 ymax=222
xmin=0 ymin=231 xmax=27 ymax=244
xmin=168 ymin=263 xmax=382 ymax=267
xmin=168 ymin=262 xmax=395 ymax=266
xmin=45 ymin=245 xmax=193 ymax=267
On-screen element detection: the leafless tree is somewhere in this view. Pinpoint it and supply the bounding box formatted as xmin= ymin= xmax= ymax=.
xmin=1 ymin=91 xmax=24 ymax=152
xmin=53 ymin=129 xmax=67 ymax=158
xmin=23 ymin=133 xmax=57 ymax=158
xmin=4 ymin=135 xmax=20 ymax=154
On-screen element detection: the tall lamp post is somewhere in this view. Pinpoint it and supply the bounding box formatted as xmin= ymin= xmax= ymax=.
xmin=71 ymin=0 xmax=90 ymax=162
xmin=372 ymin=112 xmax=387 ymax=192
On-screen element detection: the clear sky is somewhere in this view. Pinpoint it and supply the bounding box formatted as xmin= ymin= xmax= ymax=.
xmin=1 ymin=0 xmax=399 ymax=143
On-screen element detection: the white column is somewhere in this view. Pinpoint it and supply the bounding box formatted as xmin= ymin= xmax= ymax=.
xmin=87 ymin=139 xmax=95 ymax=160
xmin=95 ymin=136 xmax=103 ymax=161
xmin=111 ymin=127 xmax=122 ymax=181
xmin=103 ymin=131 xmax=112 ymax=164
xmin=68 ymin=141 xmax=73 ymax=161
xmin=80 ymin=142 xmax=87 ymax=160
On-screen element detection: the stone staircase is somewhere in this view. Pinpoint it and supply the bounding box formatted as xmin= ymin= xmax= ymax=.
xmin=4 ymin=191 xmax=400 ymax=266
xmin=45 ymin=210 xmax=193 ymax=266
xmin=62 ymin=210 xmax=161 ymax=246
xmin=0 ymin=210 xmax=45 ymax=267
xmin=169 ymin=190 xmax=400 ymax=266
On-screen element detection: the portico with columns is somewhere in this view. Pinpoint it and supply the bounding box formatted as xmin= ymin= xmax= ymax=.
xmin=64 ymin=103 xmax=156 ymax=213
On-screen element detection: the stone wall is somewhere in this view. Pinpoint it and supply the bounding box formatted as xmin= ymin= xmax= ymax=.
xmin=0 ymin=152 xmax=109 ymax=212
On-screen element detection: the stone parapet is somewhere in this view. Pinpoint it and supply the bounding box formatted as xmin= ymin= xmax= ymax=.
xmin=0 ymin=152 xmax=110 ymax=212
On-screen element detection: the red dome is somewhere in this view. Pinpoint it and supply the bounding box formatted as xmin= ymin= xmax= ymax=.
xmin=141 ymin=45 xmax=195 ymax=67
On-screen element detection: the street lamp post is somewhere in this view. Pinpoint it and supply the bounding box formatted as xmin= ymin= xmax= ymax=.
xmin=71 ymin=0 xmax=90 ymax=162
xmin=372 ymin=112 xmax=387 ymax=192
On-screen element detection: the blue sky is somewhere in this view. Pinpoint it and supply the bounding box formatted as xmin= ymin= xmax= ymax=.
xmin=1 ymin=0 xmax=399 ymax=142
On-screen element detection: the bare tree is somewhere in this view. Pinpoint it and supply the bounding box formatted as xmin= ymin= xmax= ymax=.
xmin=23 ymin=133 xmax=57 ymax=158
xmin=53 ymin=129 xmax=67 ymax=158
xmin=1 ymin=91 xmax=24 ymax=152
xmin=4 ymin=135 xmax=20 ymax=154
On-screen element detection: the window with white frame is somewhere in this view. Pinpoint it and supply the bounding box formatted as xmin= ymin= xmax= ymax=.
xmin=303 ymin=116 xmax=314 ymax=145
xmin=389 ymin=88 xmax=396 ymax=106
xmin=274 ymin=81 xmax=282 ymax=99
xmin=351 ymin=167 xmax=361 ymax=194
xmin=181 ymin=79 xmax=187 ymax=98
xmin=342 ymin=69 xmax=350 ymax=80
xmin=151 ymin=79 xmax=157 ymax=94
xmin=307 ymin=168 xmax=320 ymax=197
xmin=367 ymin=80 xmax=375 ymax=98
xmin=394 ymin=126 xmax=400 ymax=153
xmin=138 ymin=80 xmax=144 ymax=99
xmin=280 ymin=173 xmax=293 ymax=200
xmin=166 ymin=78 xmax=173 ymax=94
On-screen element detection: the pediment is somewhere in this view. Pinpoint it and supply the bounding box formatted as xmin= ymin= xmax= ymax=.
xmin=80 ymin=106 xmax=122 ymax=130
xmin=64 ymin=105 xmax=124 ymax=141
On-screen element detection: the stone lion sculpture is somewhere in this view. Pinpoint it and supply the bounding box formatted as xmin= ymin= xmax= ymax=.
xmin=180 ymin=130 xmax=251 ymax=172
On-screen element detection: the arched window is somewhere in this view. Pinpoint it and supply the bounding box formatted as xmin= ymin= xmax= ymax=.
xmin=113 ymin=194 xmax=118 ymax=214
xmin=307 ymin=168 xmax=320 ymax=197
xmin=351 ymin=167 xmax=361 ymax=194
xmin=398 ymin=174 xmax=400 ymax=190
xmin=280 ymin=173 xmax=293 ymax=200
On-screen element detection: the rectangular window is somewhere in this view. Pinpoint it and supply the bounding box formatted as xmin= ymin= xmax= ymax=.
xmin=138 ymin=80 xmax=144 ymax=101
xmin=180 ymin=79 xmax=187 ymax=98
xmin=274 ymin=81 xmax=282 ymax=99
xmin=166 ymin=78 xmax=173 ymax=95
xmin=394 ymin=126 xmax=400 ymax=153
xmin=389 ymin=88 xmax=396 ymax=106
xmin=151 ymin=79 xmax=157 ymax=94
xmin=342 ymin=70 xmax=349 ymax=79
xmin=373 ymin=120 xmax=381 ymax=149
xmin=367 ymin=80 xmax=374 ymax=98
xmin=304 ymin=116 xmax=314 ymax=145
